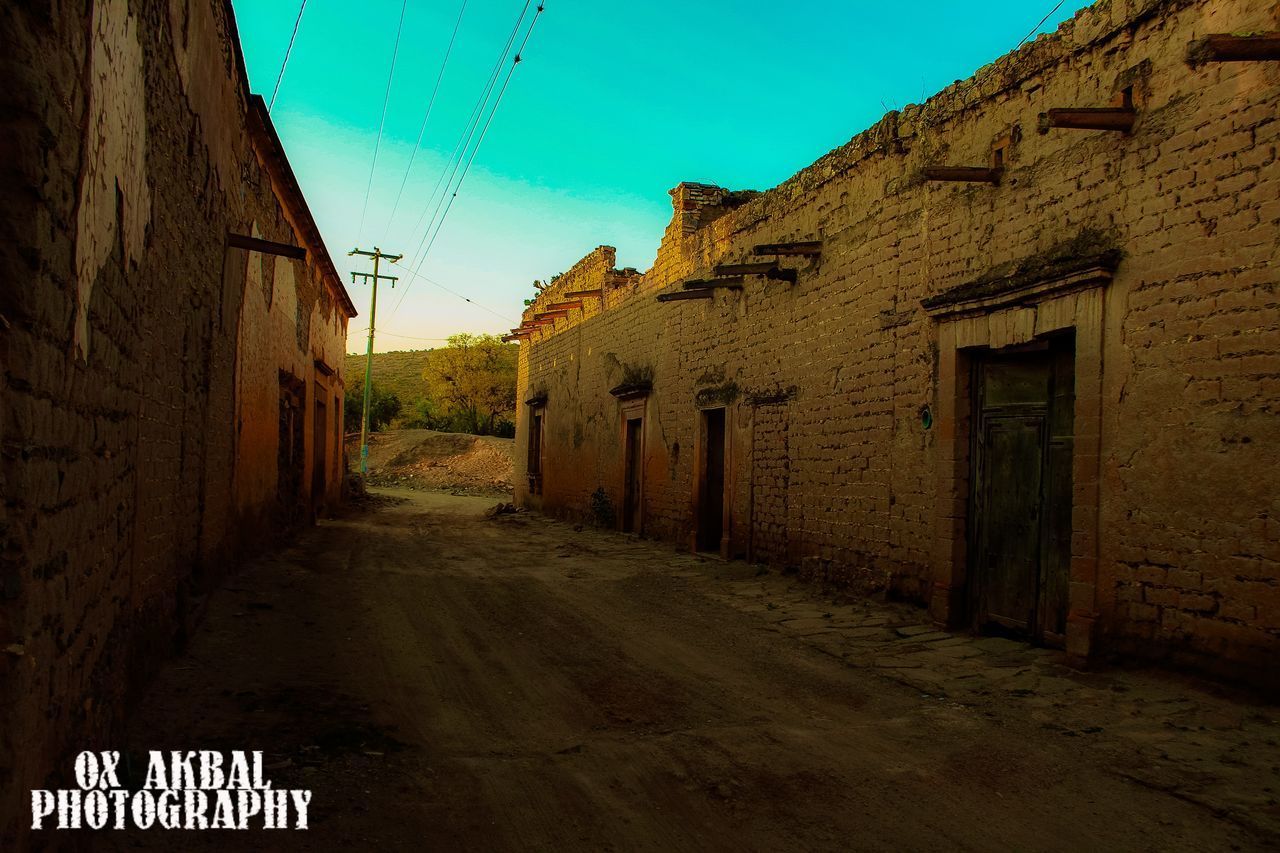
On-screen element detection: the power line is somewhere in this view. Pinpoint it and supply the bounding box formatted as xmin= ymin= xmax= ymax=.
xmin=1016 ymin=0 xmax=1069 ymax=52
xmin=352 ymin=329 xmax=455 ymax=342
xmin=356 ymin=0 xmax=410 ymax=240
xmin=391 ymin=262 xmax=519 ymax=325
xmin=402 ymin=1 xmax=532 ymax=270
xmin=383 ymin=0 xmax=471 ymax=234
xmin=268 ymin=0 xmax=308 ymax=112
xmin=954 ymin=0 xmax=1069 ymax=108
xmin=392 ymin=3 xmax=544 ymax=318
xmin=414 ymin=7 xmax=543 ymax=271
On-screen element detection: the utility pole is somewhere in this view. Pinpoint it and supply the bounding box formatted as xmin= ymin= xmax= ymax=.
xmin=349 ymin=246 xmax=402 ymax=476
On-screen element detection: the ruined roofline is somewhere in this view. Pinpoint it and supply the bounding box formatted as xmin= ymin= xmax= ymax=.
xmin=522 ymin=245 xmax=645 ymax=320
xmin=518 ymin=0 xmax=1190 ymax=335
xmin=739 ymin=0 xmax=1193 ymax=213
xmin=225 ymin=0 xmax=358 ymax=319
xmin=656 ymin=0 xmax=1196 ymax=241
xmin=247 ymin=96 xmax=358 ymax=319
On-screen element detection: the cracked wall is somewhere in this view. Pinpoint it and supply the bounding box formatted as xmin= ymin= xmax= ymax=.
xmin=0 ymin=0 xmax=353 ymax=843
xmin=515 ymin=0 xmax=1280 ymax=686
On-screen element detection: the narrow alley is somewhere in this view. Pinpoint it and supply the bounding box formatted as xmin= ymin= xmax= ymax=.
xmin=101 ymin=491 xmax=1279 ymax=852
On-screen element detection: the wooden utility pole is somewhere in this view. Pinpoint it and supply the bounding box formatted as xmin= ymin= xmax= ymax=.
xmin=349 ymin=246 xmax=402 ymax=475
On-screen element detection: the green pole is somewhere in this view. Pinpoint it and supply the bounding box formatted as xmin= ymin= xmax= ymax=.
xmin=358 ymin=251 xmax=381 ymax=475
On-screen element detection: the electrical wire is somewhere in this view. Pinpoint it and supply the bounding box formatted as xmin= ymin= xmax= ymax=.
xmin=268 ymin=0 xmax=308 ymax=112
xmin=383 ymin=0 xmax=470 ymax=234
xmin=414 ymin=7 xmax=542 ymax=269
xmin=392 ymin=263 xmax=519 ymax=325
xmin=402 ymin=1 xmax=532 ymax=271
xmin=353 ymin=329 xmax=455 ymax=343
xmin=356 ymin=0 xmax=410 ymax=240
xmin=953 ymin=0 xmax=1070 ymax=108
xmin=1015 ymin=0 xmax=1069 ymax=52
xmin=391 ymin=3 xmax=544 ymax=318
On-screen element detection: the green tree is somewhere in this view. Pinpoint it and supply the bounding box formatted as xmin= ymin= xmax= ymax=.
xmin=343 ymin=380 xmax=401 ymax=434
xmin=424 ymin=334 xmax=517 ymax=436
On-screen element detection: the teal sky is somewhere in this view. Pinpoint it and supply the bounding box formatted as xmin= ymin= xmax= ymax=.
xmin=229 ymin=0 xmax=1093 ymax=352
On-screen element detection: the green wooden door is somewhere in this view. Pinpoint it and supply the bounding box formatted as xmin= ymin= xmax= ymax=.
xmin=970 ymin=341 xmax=1074 ymax=645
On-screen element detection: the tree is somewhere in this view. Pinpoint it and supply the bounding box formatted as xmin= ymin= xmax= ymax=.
xmin=343 ymin=380 xmax=401 ymax=434
xmin=424 ymin=334 xmax=517 ymax=436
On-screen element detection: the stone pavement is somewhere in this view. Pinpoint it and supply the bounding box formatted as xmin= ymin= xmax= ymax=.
xmin=647 ymin=552 xmax=1280 ymax=843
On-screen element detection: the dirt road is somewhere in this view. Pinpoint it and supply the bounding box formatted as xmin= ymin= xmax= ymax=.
xmin=98 ymin=490 xmax=1277 ymax=851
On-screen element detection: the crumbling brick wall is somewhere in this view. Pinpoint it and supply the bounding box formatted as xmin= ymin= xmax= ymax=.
xmin=749 ymin=401 xmax=792 ymax=565
xmin=0 ymin=0 xmax=351 ymax=842
xmin=515 ymin=0 xmax=1280 ymax=685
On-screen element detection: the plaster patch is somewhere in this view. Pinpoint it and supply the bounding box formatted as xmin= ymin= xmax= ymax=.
xmin=73 ymin=0 xmax=151 ymax=359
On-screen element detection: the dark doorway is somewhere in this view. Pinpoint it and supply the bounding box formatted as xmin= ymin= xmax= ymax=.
xmin=277 ymin=372 xmax=305 ymax=526
xmin=527 ymin=409 xmax=544 ymax=495
xmin=623 ymin=417 xmax=643 ymax=533
xmin=312 ymin=392 xmax=327 ymax=508
xmin=969 ymin=336 xmax=1074 ymax=646
xmin=697 ymin=408 xmax=726 ymax=553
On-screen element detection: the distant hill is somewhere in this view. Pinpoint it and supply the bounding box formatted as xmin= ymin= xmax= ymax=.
xmin=343 ymin=348 xmax=437 ymax=405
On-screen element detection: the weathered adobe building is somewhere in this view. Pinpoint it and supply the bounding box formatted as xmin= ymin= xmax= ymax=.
xmin=513 ymin=0 xmax=1280 ymax=688
xmin=0 ymin=0 xmax=353 ymax=841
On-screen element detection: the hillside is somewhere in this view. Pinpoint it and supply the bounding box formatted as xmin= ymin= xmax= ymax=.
xmin=343 ymin=348 xmax=437 ymax=405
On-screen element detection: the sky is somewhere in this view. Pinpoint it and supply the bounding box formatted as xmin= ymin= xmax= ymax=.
xmin=229 ymin=0 xmax=1094 ymax=354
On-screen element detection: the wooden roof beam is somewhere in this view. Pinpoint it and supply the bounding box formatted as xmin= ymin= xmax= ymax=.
xmin=228 ymin=233 xmax=306 ymax=259
xmin=922 ymin=166 xmax=1002 ymax=185
xmin=657 ymin=290 xmax=714 ymax=302
xmin=752 ymin=241 xmax=822 ymax=256
xmin=547 ymin=300 xmax=584 ymax=311
xmin=534 ymin=309 xmax=569 ymax=320
xmin=1039 ymin=107 xmax=1135 ymax=134
xmin=714 ymin=261 xmax=777 ymax=276
xmin=1189 ymin=33 xmax=1280 ymax=64
xmin=682 ymin=276 xmax=744 ymax=290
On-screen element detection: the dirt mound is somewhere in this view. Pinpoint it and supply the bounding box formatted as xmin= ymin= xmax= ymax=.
xmin=350 ymin=429 xmax=514 ymax=496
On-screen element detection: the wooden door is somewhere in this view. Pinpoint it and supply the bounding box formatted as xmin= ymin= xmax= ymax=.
xmin=623 ymin=417 xmax=643 ymax=533
xmin=970 ymin=340 xmax=1074 ymax=645
xmin=698 ymin=408 xmax=726 ymax=552
xmin=312 ymin=394 xmax=327 ymax=506
xmin=527 ymin=410 xmax=543 ymax=495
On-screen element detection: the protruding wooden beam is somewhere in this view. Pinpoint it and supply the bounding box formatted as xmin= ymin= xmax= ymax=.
xmin=227 ymin=233 xmax=307 ymax=259
xmin=501 ymin=334 xmax=524 ymax=343
xmin=1189 ymin=33 xmax=1280 ymax=64
xmin=1039 ymin=107 xmax=1136 ymax=134
xmin=564 ymin=289 xmax=604 ymax=299
xmin=714 ymin=261 xmax=777 ymax=276
xmin=657 ymin=290 xmax=714 ymax=302
xmin=534 ymin=309 xmax=569 ymax=319
xmin=752 ymin=241 xmax=822 ymax=256
xmin=922 ymin=166 xmax=1002 ymax=184
xmin=683 ymin=276 xmax=744 ymax=290
xmin=525 ymin=317 xmax=556 ymax=326
xmin=547 ymin=300 xmax=584 ymax=311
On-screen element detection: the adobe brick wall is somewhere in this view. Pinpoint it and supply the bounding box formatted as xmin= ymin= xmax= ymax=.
xmin=515 ymin=0 xmax=1280 ymax=686
xmin=0 ymin=0 xmax=351 ymax=842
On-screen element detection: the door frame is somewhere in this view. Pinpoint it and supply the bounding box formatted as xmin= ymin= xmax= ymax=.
xmin=693 ymin=405 xmax=731 ymax=558
xmin=619 ymin=396 xmax=646 ymax=533
xmin=966 ymin=341 xmax=1073 ymax=646
xmin=925 ymin=266 xmax=1113 ymax=663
